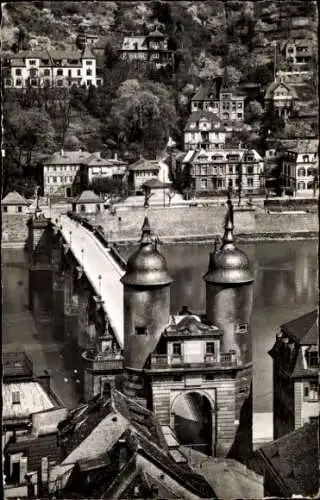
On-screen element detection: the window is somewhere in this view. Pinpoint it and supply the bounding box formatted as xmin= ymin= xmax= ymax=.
xmin=247 ymin=166 xmax=253 ymax=174
xmin=53 ymin=176 xmax=57 ymax=183
xmin=307 ymin=168 xmax=314 ymax=176
xmin=17 ymin=206 xmax=22 ymax=213
xmin=304 ymin=382 xmax=318 ymax=401
xmin=80 ymin=204 xmax=86 ymax=213
xmin=44 ymin=69 xmax=50 ymax=76
xmin=235 ymin=322 xmax=248 ymax=333
xmin=201 ymin=178 xmax=208 ymax=189
xmin=86 ymin=69 xmax=92 ymax=76
xmin=87 ymin=80 xmax=92 ymax=86
xmin=15 ymin=69 xmax=21 ymax=75
xmin=77 ymin=69 xmax=81 ymax=76
xmin=68 ymin=69 xmax=71 ymax=77
xmin=309 ymin=417 xmax=318 ymax=424
xmin=306 ymin=350 xmax=318 ymax=368
xmin=205 ymin=374 xmax=215 ymax=380
xmin=30 ymin=79 xmax=37 ymax=87
xmin=57 ymin=69 xmax=63 ymax=76
xmin=57 ymin=80 xmax=63 ymax=87
xmin=297 ymin=182 xmax=305 ymax=190
xmin=238 ymin=102 xmax=243 ymax=109
xmin=173 ymin=375 xmax=183 ymax=382
xmin=3 ymin=206 xmax=8 ymax=212
xmin=15 ymin=79 xmax=22 ymax=86
xmin=229 ymin=166 xmax=233 ymax=174
xmin=247 ymin=178 xmax=254 ymax=187
xmin=135 ymin=326 xmax=147 ymax=335
xmin=298 ymin=168 xmax=306 ymax=177
xmin=303 ymin=155 xmax=309 ymax=162
xmin=206 ymin=342 xmax=215 ymax=354
xmin=86 ymin=60 xmax=93 ymax=65
xmin=172 ymin=343 xmax=181 ymax=356
xmin=237 ymin=113 xmax=242 ymax=118
xmin=232 ymin=102 xmax=237 ymax=110
xmin=29 ymin=60 xmax=36 ymax=65
xmin=12 ymin=391 xmax=20 ymax=404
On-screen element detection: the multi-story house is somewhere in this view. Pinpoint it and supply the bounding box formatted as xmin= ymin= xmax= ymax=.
xmin=269 ymin=310 xmax=318 ymax=440
xmin=184 ymin=111 xmax=226 ymax=151
xmin=191 ymin=77 xmax=245 ymax=122
xmin=119 ymin=28 xmax=174 ymax=68
xmin=43 ymin=151 xmax=128 ymax=198
xmin=2 ymin=46 xmax=102 ymax=89
xmin=43 ymin=150 xmax=91 ymax=198
xmin=184 ymin=148 xmax=264 ymax=195
xmin=264 ymin=80 xmax=298 ymax=119
xmin=87 ymin=153 xmax=128 ymax=185
xmin=281 ymin=39 xmax=313 ymax=65
xmin=1 ymin=191 xmax=30 ymax=214
xmin=281 ymin=139 xmax=318 ymax=195
xmin=127 ymin=157 xmax=161 ymax=194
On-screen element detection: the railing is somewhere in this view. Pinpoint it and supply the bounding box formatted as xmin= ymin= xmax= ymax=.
xmin=150 ymin=351 xmax=239 ymax=368
xmin=82 ymin=351 xmax=123 ymax=371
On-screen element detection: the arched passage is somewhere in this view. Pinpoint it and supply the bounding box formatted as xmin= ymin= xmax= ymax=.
xmin=171 ymin=391 xmax=214 ymax=455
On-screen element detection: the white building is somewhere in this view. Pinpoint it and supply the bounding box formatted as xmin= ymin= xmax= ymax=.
xmin=87 ymin=153 xmax=128 ymax=185
xmin=2 ymin=46 xmax=102 ymax=89
xmin=282 ymin=140 xmax=318 ymax=196
xmin=185 ymin=148 xmax=264 ymax=194
xmin=184 ymin=111 xmax=226 ymax=151
xmin=72 ymin=190 xmax=104 ymax=214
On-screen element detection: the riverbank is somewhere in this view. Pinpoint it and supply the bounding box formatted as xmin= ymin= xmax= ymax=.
xmin=1 ymin=205 xmax=318 ymax=247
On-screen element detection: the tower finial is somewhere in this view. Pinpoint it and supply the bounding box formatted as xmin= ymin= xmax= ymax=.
xmin=222 ymin=198 xmax=234 ymax=245
xmin=140 ymin=216 xmax=152 ymax=245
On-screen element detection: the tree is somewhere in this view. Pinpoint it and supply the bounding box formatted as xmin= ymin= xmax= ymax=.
xmin=245 ymin=100 xmax=264 ymax=124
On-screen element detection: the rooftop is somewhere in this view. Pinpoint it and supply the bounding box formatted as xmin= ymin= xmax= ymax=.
xmin=44 ymin=150 xmax=91 ymax=165
xmin=2 ymin=191 xmax=30 ymax=206
xmin=281 ymin=309 xmax=318 ymax=345
xmin=128 ymin=158 xmax=160 ymax=172
xmin=250 ymin=421 xmax=319 ymax=497
xmin=3 ymin=381 xmax=55 ymax=421
xmin=74 ymin=190 xmax=101 ymax=204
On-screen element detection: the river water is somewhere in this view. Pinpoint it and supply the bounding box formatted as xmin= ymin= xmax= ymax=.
xmin=2 ymin=240 xmax=318 ymax=413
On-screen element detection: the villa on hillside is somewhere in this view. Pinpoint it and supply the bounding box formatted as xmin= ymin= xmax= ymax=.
xmin=281 ymin=39 xmax=313 ymax=66
xmin=119 ymin=28 xmax=174 ymax=68
xmin=182 ymin=148 xmax=264 ymax=195
xmin=264 ymin=80 xmax=298 ymax=119
xmin=184 ymin=111 xmax=226 ymax=151
xmin=2 ymin=46 xmax=102 ymax=89
xmin=191 ymin=73 xmax=246 ymax=122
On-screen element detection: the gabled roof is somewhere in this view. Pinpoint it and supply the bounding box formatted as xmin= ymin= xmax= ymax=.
xmin=250 ymin=422 xmax=319 ymax=497
xmin=1 ymin=191 xmax=30 ymax=205
xmin=74 ymin=190 xmax=101 ymax=204
xmin=146 ymin=28 xmax=165 ymax=38
xmin=265 ymin=80 xmax=298 ymax=99
xmin=164 ymin=315 xmax=221 ymax=338
xmin=192 ymin=83 xmax=218 ymax=101
xmin=281 ymin=309 xmax=318 ymax=345
xmin=3 ymin=381 xmax=55 ymax=420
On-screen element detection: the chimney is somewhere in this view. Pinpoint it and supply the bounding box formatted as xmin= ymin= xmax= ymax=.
xmin=114 ymin=152 xmax=118 ymax=161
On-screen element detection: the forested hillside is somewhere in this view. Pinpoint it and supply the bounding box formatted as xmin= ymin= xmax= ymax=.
xmin=2 ymin=0 xmax=318 ymax=196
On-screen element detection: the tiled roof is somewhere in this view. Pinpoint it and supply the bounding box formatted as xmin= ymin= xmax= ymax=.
xmin=74 ymin=190 xmax=101 ymax=204
xmin=281 ymin=309 xmax=318 ymax=345
xmin=164 ymin=315 xmax=221 ymax=338
xmin=44 ymin=150 xmax=91 ymax=165
xmin=251 ymin=421 xmax=319 ymax=497
xmin=182 ymin=446 xmax=263 ymax=500
xmin=128 ymin=158 xmax=160 ymax=172
xmin=146 ymin=29 xmax=166 ymax=38
xmin=2 ymin=191 xmax=30 ymax=205
xmin=3 ymin=381 xmax=55 ymax=420
xmin=3 ymin=351 xmax=33 ymax=379
xmin=192 ymin=83 xmax=217 ymax=101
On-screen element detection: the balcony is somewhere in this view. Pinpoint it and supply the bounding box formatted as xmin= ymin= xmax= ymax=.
xmin=150 ymin=351 xmax=239 ymax=369
xmin=82 ymin=350 xmax=123 ymax=371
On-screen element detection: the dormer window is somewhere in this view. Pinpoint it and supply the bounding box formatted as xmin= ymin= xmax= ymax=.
xmin=304 ymin=382 xmax=318 ymax=401
xmin=172 ymin=342 xmax=182 ymax=356
xmin=306 ymin=349 xmax=318 ymax=368
xmin=12 ymin=391 xmax=20 ymax=404
xmin=235 ymin=322 xmax=248 ymax=334
xmin=206 ymin=342 xmax=215 ymax=355
xmin=135 ymin=326 xmax=147 ymax=335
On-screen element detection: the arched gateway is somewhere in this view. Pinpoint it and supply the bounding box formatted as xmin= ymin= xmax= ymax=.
xmin=171 ymin=390 xmax=215 ymax=456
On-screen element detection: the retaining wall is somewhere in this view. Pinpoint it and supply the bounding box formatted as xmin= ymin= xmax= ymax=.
xmin=1 ymin=214 xmax=30 ymax=248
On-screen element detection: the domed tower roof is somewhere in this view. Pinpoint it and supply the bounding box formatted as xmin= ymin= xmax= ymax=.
xmin=121 ymin=217 xmax=173 ymax=287
xmin=204 ymin=201 xmax=254 ymax=285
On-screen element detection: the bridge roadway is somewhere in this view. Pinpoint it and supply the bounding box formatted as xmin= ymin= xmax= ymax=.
xmin=57 ymin=215 xmax=125 ymax=347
